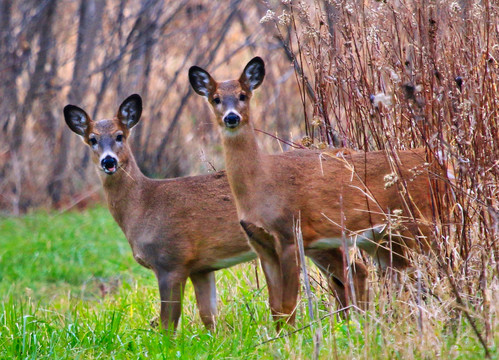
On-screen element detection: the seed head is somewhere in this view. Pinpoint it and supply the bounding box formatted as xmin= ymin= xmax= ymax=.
xmin=301 ymin=136 xmax=313 ymax=148
xmin=260 ymin=10 xmax=276 ymax=24
xmin=384 ymin=173 xmax=398 ymax=189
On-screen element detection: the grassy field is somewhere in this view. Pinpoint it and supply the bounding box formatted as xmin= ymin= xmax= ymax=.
xmin=0 ymin=207 xmax=495 ymax=359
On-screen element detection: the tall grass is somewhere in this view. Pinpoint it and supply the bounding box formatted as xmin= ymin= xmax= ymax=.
xmin=262 ymin=0 xmax=498 ymax=357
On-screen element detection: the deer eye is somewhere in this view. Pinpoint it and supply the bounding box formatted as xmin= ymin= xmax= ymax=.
xmin=116 ymin=134 xmax=123 ymax=142
xmin=239 ymin=94 xmax=246 ymax=101
xmin=213 ymin=97 xmax=221 ymax=105
xmin=89 ymin=138 xmax=97 ymax=146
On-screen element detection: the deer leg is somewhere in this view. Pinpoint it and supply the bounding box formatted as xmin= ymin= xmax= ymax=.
xmin=156 ymin=269 xmax=188 ymax=333
xmin=374 ymin=235 xmax=411 ymax=271
xmin=350 ymin=258 xmax=368 ymax=309
xmin=280 ymin=243 xmax=300 ymax=326
xmin=191 ymin=271 xmax=217 ymax=331
xmin=240 ymin=220 xmax=284 ymax=328
xmin=308 ymin=248 xmax=347 ymax=307
xmin=308 ymin=248 xmax=368 ymax=310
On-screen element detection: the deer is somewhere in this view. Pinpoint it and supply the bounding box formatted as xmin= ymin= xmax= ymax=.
xmin=189 ymin=57 xmax=445 ymax=328
xmin=63 ymin=94 xmax=368 ymax=333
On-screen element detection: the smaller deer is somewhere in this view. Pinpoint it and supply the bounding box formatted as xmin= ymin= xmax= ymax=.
xmin=64 ymin=94 xmax=368 ymax=332
xmin=189 ymin=57 xmax=446 ymax=328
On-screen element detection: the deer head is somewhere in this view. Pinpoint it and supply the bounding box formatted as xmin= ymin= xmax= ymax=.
xmin=189 ymin=57 xmax=265 ymax=134
xmin=64 ymin=94 xmax=142 ymax=175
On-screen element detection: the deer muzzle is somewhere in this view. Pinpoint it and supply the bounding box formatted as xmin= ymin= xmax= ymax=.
xmin=223 ymin=112 xmax=241 ymax=129
xmin=101 ymin=155 xmax=118 ymax=174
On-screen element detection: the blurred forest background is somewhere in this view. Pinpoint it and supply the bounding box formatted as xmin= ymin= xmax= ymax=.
xmin=0 ymin=0 xmax=308 ymax=214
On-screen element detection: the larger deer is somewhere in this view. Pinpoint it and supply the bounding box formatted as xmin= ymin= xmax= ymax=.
xmin=189 ymin=57 xmax=443 ymax=327
xmin=64 ymin=94 xmax=368 ymax=332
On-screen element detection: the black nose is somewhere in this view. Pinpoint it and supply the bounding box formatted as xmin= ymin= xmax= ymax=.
xmin=223 ymin=113 xmax=241 ymax=128
xmin=101 ymin=156 xmax=118 ymax=174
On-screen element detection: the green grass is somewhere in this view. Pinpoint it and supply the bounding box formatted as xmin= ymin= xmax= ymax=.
xmin=0 ymin=207 xmax=494 ymax=359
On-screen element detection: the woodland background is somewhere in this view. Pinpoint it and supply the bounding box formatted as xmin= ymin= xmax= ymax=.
xmin=0 ymin=0 xmax=310 ymax=214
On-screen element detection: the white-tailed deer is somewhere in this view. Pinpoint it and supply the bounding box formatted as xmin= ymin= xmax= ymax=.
xmin=189 ymin=57 xmax=444 ymax=327
xmin=64 ymin=94 xmax=368 ymax=332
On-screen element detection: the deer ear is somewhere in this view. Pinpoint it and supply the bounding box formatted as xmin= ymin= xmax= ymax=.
xmin=64 ymin=105 xmax=90 ymax=136
xmin=189 ymin=66 xmax=216 ymax=97
xmin=118 ymin=94 xmax=142 ymax=129
xmin=240 ymin=57 xmax=265 ymax=91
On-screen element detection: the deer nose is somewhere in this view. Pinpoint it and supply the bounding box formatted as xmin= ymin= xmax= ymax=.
xmin=223 ymin=112 xmax=241 ymax=128
xmin=101 ymin=155 xmax=118 ymax=174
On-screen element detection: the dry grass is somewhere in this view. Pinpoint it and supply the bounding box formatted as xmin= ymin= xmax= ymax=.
xmin=0 ymin=207 xmax=494 ymax=358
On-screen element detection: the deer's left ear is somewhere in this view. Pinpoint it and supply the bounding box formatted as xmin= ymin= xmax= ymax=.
xmin=239 ymin=57 xmax=265 ymax=91
xmin=118 ymin=94 xmax=142 ymax=129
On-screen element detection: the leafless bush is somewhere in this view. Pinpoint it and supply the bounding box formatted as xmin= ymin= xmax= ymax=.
xmin=263 ymin=0 xmax=498 ymax=355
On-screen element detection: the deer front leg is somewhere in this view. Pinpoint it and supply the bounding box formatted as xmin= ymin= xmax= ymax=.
xmin=191 ymin=271 xmax=217 ymax=331
xmin=156 ymin=269 xmax=188 ymax=333
xmin=240 ymin=220 xmax=285 ymax=329
xmin=280 ymin=243 xmax=300 ymax=326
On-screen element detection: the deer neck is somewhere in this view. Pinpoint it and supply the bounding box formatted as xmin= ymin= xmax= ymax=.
xmin=222 ymin=124 xmax=267 ymax=214
xmin=100 ymin=146 xmax=145 ymax=235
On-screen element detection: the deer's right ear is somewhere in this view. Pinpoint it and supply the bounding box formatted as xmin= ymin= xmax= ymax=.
xmin=189 ymin=66 xmax=215 ymax=97
xmin=64 ymin=105 xmax=90 ymax=136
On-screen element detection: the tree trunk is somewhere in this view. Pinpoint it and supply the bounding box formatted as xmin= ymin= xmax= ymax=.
xmin=11 ymin=0 xmax=58 ymax=153
xmin=154 ymin=0 xmax=243 ymax=177
xmin=0 ymin=0 xmax=17 ymax=135
xmin=48 ymin=0 xmax=106 ymax=206
xmin=122 ymin=0 xmax=164 ymax=168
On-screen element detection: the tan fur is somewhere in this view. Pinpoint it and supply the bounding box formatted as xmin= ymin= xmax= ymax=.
xmin=190 ymin=58 xmax=442 ymax=328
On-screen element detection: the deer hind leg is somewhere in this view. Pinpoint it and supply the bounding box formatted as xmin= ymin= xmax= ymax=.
xmin=350 ymin=258 xmax=369 ymax=308
xmin=377 ymin=225 xmax=434 ymax=293
xmin=308 ymin=248 xmax=368 ymax=310
xmin=374 ymin=238 xmax=411 ymax=271
xmin=191 ymin=271 xmax=217 ymax=331
xmin=239 ymin=220 xmax=285 ymax=329
xmin=368 ymin=219 xmax=433 ymax=271
xmin=357 ymin=225 xmax=410 ymax=272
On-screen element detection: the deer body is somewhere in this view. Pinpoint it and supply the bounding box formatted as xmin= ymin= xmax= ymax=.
xmin=102 ymin=160 xmax=254 ymax=273
xmin=226 ymin=136 xmax=431 ymax=264
xmin=64 ymin=94 xmax=367 ymax=332
xmin=103 ymin=156 xmax=257 ymax=329
xmin=190 ymin=57 xmax=437 ymax=327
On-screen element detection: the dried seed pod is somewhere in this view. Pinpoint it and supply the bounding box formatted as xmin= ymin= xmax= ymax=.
xmin=301 ymin=136 xmax=313 ymax=147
